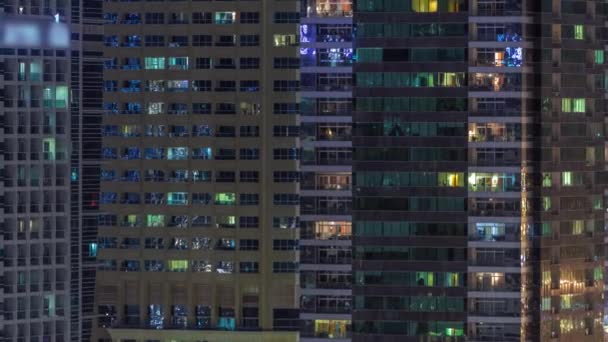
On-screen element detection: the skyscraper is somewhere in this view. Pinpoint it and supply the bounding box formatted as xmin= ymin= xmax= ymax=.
xmin=353 ymin=0 xmax=606 ymax=341
xmin=94 ymin=1 xmax=300 ymax=341
xmin=0 ymin=0 xmax=102 ymax=341
xmin=299 ymin=0 xmax=353 ymax=339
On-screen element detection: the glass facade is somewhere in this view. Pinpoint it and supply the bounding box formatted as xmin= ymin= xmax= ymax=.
xmin=353 ymin=0 xmax=606 ymax=341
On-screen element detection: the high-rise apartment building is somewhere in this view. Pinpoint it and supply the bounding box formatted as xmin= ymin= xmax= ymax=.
xmin=353 ymin=0 xmax=606 ymax=341
xmin=299 ymin=0 xmax=353 ymax=340
xmin=0 ymin=0 xmax=103 ymax=341
xmin=95 ymin=1 xmax=300 ymax=341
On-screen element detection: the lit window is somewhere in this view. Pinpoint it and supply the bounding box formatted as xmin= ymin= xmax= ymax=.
xmin=167 ymin=147 xmax=188 ymax=160
xmin=167 ymin=260 xmax=188 ymax=272
xmin=167 ymin=192 xmax=188 ymax=205
xmin=168 ymin=57 xmax=188 ymax=70
xmin=438 ymin=172 xmax=464 ymax=187
xmin=561 ymin=98 xmax=585 ymax=113
xmin=412 ymin=0 xmax=438 ymax=12
xmin=542 ymin=173 xmax=552 ymax=187
xmin=215 ymin=193 xmax=236 ymax=205
xmin=147 ymin=214 xmax=165 ymax=227
xmin=415 ymin=272 xmax=433 ymax=286
xmin=273 ymin=34 xmax=299 ymax=47
xmin=574 ymin=25 xmax=584 ymax=40
xmin=144 ymin=57 xmax=165 ymax=69
xmin=215 ymin=12 xmax=235 ymax=24
xmin=561 ymin=172 xmax=572 ymax=186
xmin=595 ymin=50 xmax=605 ymax=64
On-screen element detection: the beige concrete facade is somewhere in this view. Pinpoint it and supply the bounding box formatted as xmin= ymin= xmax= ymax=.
xmin=95 ymin=0 xmax=301 ymax=340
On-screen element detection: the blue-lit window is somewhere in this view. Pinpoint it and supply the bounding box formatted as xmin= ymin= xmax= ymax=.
xmin=124 ymin=102 xmax=142 ymax=114
xmin=71 ymin=168 xmax=79 ymax=182
xmin=192 ymin=125 xmax=212 ymax=136
xmin=121 ymin=80 xmax=141 ymax=93
xmin=215 ymin=11 xmax=235 ymax=24
xmin=168 ymin=57 xmax=189 ymax=70
xmin=123 ymin=147 xmax=141 ymax=160
xmin=144 ymin=148 xmax=164 ymax=160
xmin=145 ymin=260 xmax=164 ymax=271
xmin=89 ymin=242 xmax=97 ymax=257
xmin=101 ymin=147 xmax=118 ymax=159
xmin=192 ymin=147 xmax=212 ymax=160
xmin=193 ymin=103 xmax=212 ymax=114
xmin=167 ymin=192 xmax=188 ymax=205
xmin=100 ymin=169 xmax=116 ymax=181
xmin=172 ymin=305 xmax=188 ymax=328
xmin=103 ymin=102 xmax=118 ymax=114
xmin=121 ymin=192 xmax=141 ymax=204
xmin=148 ymin=305 xmax=164 ymax=329
xmin=195 ymin=306 xmax=211 ymax=329
xmin=121 ymin=13 xmax=141 ymax=24
xmin=169 ymin=103 xmax=188 ymax=115
xmin=122 ymin=57 xmax=141 ymax=70
xmin=167 ymin=80 xmax=189 ymax=92
xmin=100 ymin=192 xmax=117 ymax=204
xmin=145 ymin=192 xmax=165 ymax=205
xmin=122 ymin=35 xmax=142 ymax=47
xmin=103 ymin=125 xmax=119 ymax=136
xmin=193 ymin=170 xmax=212 ymax=182
xmin=104 ymin=35 xmax=118 ymax=47
xmin=123 ymin=170 xmax=140 ymax=182
xmin=172 ymin=170 xmax=189 ymax=182
xmin=167 ymin=147 xmax=188 ymax=160
xmin=103 ymin=13 xmax=117 ymax=24
xmin=216 ymin=261 xmax=235 ymax=274
xmin=98 ymin=237 xmax=117 ymax=249
xmin=103 ymin=80 xmax=117 ymax=92
xmin=104 ymin=58 xmax=118 ymax=69
xmin=168 ymin=125 xmax=188 ymax=137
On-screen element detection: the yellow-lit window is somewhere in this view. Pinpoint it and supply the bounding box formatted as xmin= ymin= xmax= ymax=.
xmin=542 ymin=271 xmax=551 ymax=285
xmin=574 ymin=25 xmax=584 ymax=40
xmin=445 ymin=272 xmax=459 ymax=287
xmin=167 ymin=260 xmax=188 ymax=272
xmin=561 ymin=98 xmax=585 ymax=112
xmin=273 ymin=34 xmax=299 ymax=47
xmin=542 ymin=197 xmax=551 ymax=211
xmin=572 ymin=220 xmax=584 ymax=235
xmin=412 ymin=0 xmax=438 ymax=12
xmin=560 ymin=294 xmax=572 ymax=309
xmin=447 ymin=0 xmax=460 ymax=12
xmin=438 ymin=172 xmax=464 ymax=187
xmin=415 ymin=272 xmax=434 ymax=286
